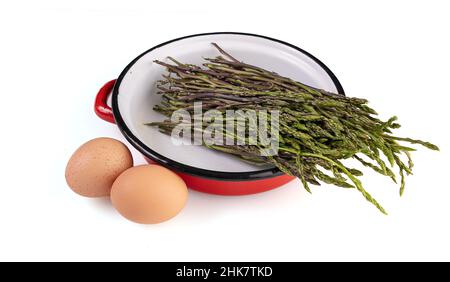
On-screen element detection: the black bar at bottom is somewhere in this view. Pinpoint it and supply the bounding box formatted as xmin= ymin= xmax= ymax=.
xmin=0 ymin=262 xmax=446 ymax=280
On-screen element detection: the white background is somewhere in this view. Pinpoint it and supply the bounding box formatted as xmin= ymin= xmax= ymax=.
xmin=1 ymin=0 xmax=449 ymax=261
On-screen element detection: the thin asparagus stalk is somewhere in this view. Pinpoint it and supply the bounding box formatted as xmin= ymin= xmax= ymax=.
xmin=146 ymin=43 xmax=439 ymax=214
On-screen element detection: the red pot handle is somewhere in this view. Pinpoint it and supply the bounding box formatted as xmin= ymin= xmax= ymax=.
xmin=94 ymin=79 xmax=117 ymax=124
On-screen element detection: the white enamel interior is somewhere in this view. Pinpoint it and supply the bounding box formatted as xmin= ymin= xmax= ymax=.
xmin=116 ymin=34 xmax=339 ymax=172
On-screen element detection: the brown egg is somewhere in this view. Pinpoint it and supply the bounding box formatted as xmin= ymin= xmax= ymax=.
xmin=111 ymin=165 xmax=188 ymax=224
xmin=65 ymin=137 xmax=133 ymax=197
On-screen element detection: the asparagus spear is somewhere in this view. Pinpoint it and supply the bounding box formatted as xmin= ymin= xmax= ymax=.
xmin=146 ymin=43 xmax=439 ymax=214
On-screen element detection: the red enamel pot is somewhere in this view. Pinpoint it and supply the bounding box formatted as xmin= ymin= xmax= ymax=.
xmin=94 ymin=32 xmax=344 ymax=195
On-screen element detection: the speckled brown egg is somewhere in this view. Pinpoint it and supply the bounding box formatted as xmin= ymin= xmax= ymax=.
xmin=65 ymin=137 xmax=133 ymax=197
xmin=111 ymin=165 xmax=188 ymax=224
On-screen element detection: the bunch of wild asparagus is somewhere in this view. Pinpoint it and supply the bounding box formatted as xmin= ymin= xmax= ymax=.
xmin=147 ymin=43 xmax=438 ymax=214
